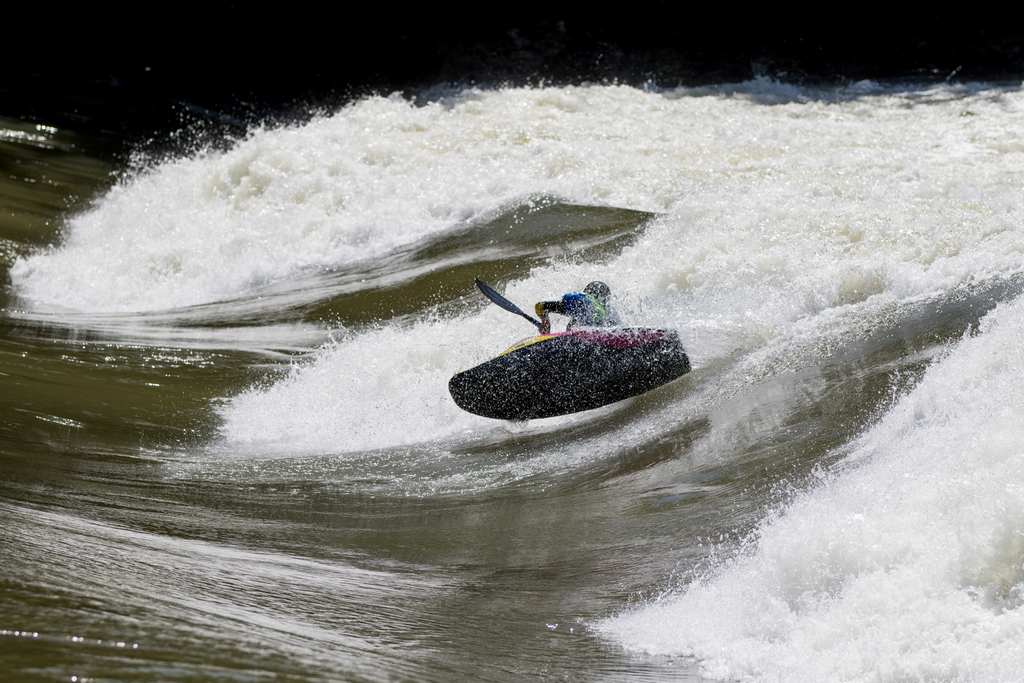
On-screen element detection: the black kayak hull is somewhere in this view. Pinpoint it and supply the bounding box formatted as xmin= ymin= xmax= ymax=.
xmin=448 ymin=328 xmax=690 ymax=420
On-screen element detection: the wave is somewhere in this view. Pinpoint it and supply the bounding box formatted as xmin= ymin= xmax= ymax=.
xmin=13 ymin=81 xmax=1023 ymax=314
xmin=598 ymin=293 xmax=1024 ymax=681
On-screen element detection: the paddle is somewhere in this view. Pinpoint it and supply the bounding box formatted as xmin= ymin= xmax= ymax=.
xmin=475 ymin=278 xmax=544 ymax=331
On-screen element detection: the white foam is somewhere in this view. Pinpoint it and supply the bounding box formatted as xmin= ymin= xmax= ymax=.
xmin=214 ymin=81 xmax=1024 ymax=455
xmin=218 ymin=314 xmax=513 ymax=453
xmin=4 ymin=87 xmax=697 ymax=312
xmin=599 ymin=294 xmax=1024 ymax=681
xmin=15 ymin=82 xmax=1024 ymax=313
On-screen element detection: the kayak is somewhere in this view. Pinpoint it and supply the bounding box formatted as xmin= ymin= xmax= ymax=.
xmin=448 ymin=327 xmax=690 ymax=420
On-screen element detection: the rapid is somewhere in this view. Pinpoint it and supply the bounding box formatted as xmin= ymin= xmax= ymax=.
xmin=2 ymin=79 xmax=1023 ymax=681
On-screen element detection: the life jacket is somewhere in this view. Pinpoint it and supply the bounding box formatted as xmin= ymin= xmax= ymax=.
xmin=561 ymin=292 xmax=618 ymax=327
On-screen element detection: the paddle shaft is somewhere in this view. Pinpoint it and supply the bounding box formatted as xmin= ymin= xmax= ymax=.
xmin=475 ymin=279 xmax=544 ymax=330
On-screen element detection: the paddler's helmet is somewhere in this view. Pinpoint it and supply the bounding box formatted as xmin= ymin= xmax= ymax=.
xmin=584 ymin=281 xmax=611 ymax=304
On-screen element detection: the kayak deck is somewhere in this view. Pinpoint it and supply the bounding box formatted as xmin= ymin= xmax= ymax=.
xmin=450 ymin=328 xmax=690 ymax=420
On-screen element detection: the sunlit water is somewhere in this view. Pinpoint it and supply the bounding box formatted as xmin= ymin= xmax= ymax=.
xmin=3 ymin=79 xmax=1024 ymax=681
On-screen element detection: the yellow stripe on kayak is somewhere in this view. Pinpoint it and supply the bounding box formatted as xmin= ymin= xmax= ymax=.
xmin=499 ymin=334 xmax=558 ymax=356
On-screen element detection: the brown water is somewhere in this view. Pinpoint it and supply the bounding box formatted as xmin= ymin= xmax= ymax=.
xmin=2 ymin=83 xmax=1022 ymax=682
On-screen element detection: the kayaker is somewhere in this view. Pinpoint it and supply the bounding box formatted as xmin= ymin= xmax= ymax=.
xmin=534 ymin=281 xmax=622 ymax=334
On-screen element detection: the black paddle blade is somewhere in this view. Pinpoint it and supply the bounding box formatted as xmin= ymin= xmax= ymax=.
xmin=475 ymin=278 xmax=543 ymax=329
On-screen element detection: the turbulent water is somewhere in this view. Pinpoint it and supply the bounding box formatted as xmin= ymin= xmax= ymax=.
xmin=2 ymin=79 xmax=1024 ymax=682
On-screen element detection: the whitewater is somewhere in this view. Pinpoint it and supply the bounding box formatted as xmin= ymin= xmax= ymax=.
xmin=5 ymin=79 xmax=1024 ymax=681
xmin=600 ymin=292 xmax=1024 ymax=680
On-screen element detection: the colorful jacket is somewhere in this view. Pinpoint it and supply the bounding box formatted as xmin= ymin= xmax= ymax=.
xmin=535 ymin=292 xmax=622 ymax=329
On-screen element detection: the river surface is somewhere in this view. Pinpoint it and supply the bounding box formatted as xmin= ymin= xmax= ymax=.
xmin=2 ymin=80 xmax=1024 ymax=682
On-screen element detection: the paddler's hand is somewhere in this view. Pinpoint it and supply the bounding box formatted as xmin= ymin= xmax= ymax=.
xmin=535 ymin=305 xmax=551 ymax=334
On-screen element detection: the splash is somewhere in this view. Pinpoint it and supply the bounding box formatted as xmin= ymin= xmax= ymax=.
xmin=14 ymin=82 xmax=1023 ymax=313
xmin=213 ymin=81 xmax=1024 ymax=457
xmin=599 ymin=295 xmax=1024 ymax=681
